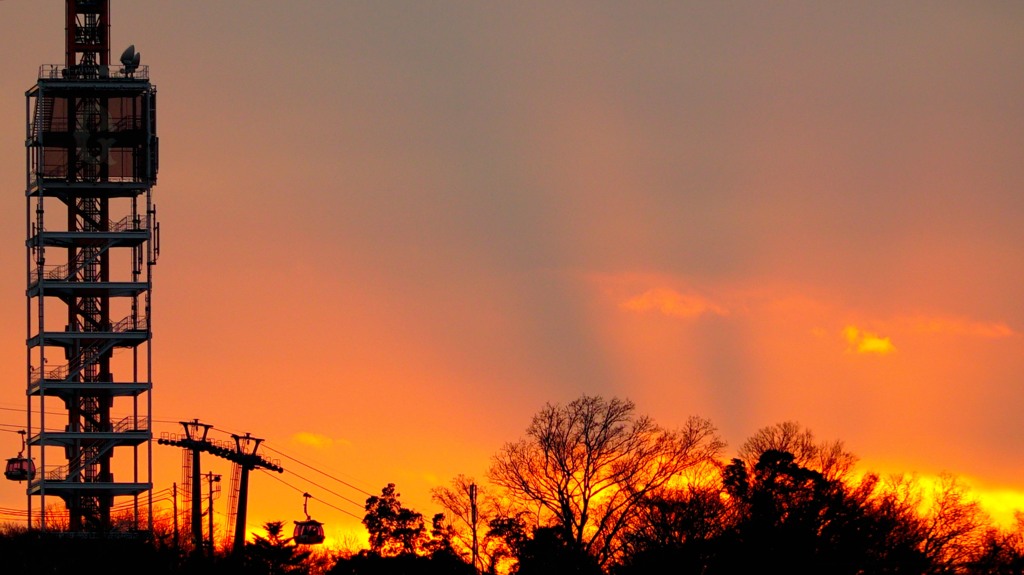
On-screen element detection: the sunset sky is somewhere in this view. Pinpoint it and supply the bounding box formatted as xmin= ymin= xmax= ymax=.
xmin=0 ymin=0 xmax=1023 ymax=545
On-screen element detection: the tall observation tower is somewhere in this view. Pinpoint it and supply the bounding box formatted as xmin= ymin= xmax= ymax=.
xmin=24 ymin=0 xmax=159 ymax=532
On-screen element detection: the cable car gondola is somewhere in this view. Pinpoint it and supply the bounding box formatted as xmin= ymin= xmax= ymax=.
xmin=4 ymin=430 xmax=35 ymax=482
xmin=293 ymin=492 xmax=325 ymax=545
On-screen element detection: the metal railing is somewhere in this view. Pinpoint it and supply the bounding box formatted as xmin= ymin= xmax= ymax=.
xmin=159 ymin=432 xmax=235 ymax=453
xmin=28 ymin=315 xmax=149 ymax=384
xmin=32 ymin=215 xmax=147 ymax=236
xmin=38 ymin=64 xmax=150 ymax=81
xmin=110 ymin=215 xmax=148 ymax=232
xmin=29 ymin=216 xmax=147 ymax=283
xmin=30 ymin=363 xmax=71 ymax=383
xmin=35 ymin=260 xmax=145 ymax=284
xmin=112 ymin=314 xmax=148 ymax=333
xmin=35 ymin=416 xmax=150 ymax=484
xmin=158 ymin=432 xmax=283 ymax=469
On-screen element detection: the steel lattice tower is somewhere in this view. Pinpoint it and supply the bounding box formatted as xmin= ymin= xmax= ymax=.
xmin=25 ymin=0 xmax=159 ymax=532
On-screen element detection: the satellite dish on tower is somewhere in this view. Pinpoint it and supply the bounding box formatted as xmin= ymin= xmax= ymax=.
xmin=120 ymin=45 xmax=135 ymax=65
xmin=120 ymin=44 xmax=140 ymax=76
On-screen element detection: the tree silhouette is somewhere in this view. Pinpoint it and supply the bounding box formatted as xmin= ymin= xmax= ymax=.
xmin=424 ymin=513 xmax=457 ymax=558
xmin=715 ymin=447 xmax=950 ymax=575
xmin=431 ymin=474 xmax=493 ymax=569
xmin=363 ymin=483 xmax=427 ymax=557
xmin=616 ymin=484 xmax=728 ymax=575
xmin=921 ymin=473 xmax=989 ymax=573
xmin=484 ymin=513 xmax=531 ymax=574
xmin=969 ymin=514 xmax=1024 ymax=575
xmin=720 ymin=450 xmax=835 ymax=573
xmin=242 ymin=520 xmax=311 ymax=575
xmin=514 ymin=526 xmax=602 ymax=575
xmin=738 ymin=421 xmax=857 ymax=481
xmin=0 ymin=414 xmax=1014 ymax=575
xmin=489 ymin=395 xmax=724 ymax=568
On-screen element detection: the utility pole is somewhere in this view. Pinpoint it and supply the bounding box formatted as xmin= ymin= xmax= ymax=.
xmin=205 ymin=472 xmax=221 ymax=555
xmin=470 ymin=483 xmax=479 ymax=573
xmin=172 ymin=483 xmax=179 ymax=550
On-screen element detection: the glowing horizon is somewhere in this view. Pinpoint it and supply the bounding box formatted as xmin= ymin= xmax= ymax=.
xmin=0 ymin=0 xmax=1022 ymax=545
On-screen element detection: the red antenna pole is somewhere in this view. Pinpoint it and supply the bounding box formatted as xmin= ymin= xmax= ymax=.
xmin=65 ymin=0 xmax=110 ymax=71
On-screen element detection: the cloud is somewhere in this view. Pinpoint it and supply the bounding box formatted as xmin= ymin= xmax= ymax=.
xmin=839 ymin=316 xmax=1013 ymax=357
xmin=291 ymin=432 xmax=346 ymax=449
xmin=843 ymin=326 xmax=896 ymax=355
xmin=906 ymin=317 xmax=1016 ymax=339
xmin=621 ymin=288 xmax=728 ymax=319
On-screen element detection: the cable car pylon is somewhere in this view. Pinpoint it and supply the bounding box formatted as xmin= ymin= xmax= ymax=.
xmin=158 ymin=422 xmax=283 ymax=555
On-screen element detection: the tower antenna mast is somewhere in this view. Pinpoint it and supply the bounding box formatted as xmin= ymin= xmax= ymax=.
xmin=24 ymin=0 xmax=159 ymax=532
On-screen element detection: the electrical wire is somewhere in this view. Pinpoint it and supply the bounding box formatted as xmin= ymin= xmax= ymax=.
xmin=204 ymin=424 xmax=376 ymax=499
xmin=258 ymin=469 xmax=362 ymax=520
xmin=278 ymin=467 xmax=367 ymax=510
xmin=0 ymin=412 xmax=380 ymax=528
xmin=195 ymin=424 xmax=373 ymax=513
xmin=261 ymin=444 xmax=374 ymax=497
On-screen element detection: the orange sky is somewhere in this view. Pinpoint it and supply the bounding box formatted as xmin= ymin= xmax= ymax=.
xmin=0 ymin=0 xmax=1023 ymax=545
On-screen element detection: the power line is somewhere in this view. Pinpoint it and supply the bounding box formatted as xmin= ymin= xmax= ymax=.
xmin=0 ymin=406 xmax=63 ymax=418
xmin=280 ymin=467 xmax=367 ymax=511
xmin=203 ymin=424 xmax=375 ymax=499
xmin=185 ymin=428 xmax=370 ymax=509
xmin=156 ymin=423 xmax=372 ymax=521
xmin=261 ymin=444 xmax=374 ymax=497
xmin=0 ymin=413 xmax=382 ymax=525
xmin=152 ymin=418 xmax=189 ymax=425
xmin=258 ymin=469 xmax=362 ymax=521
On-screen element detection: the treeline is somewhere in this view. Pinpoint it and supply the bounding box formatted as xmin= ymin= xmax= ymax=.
xmin=340 ymin=396 xmax=1024 ymax=575
xmin=2 ymin=395 xmax=1023 ymax=575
